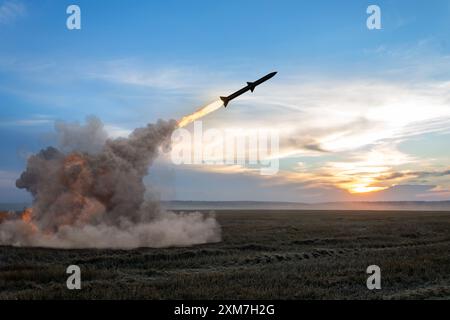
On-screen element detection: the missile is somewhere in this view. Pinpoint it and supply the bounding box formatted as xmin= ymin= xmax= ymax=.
xmin=220 ymin=71 xmax=277 ymax=107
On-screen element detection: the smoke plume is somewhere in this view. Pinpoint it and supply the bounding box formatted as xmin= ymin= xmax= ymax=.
xmin=0 ymin=117 xmax=221 ymax=249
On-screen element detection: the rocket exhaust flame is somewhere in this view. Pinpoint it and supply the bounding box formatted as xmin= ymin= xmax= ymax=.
xmin=177 ymin=100 xmax=223 ymax=128
xmin=0 ymin=117 xmax=221 ymax=249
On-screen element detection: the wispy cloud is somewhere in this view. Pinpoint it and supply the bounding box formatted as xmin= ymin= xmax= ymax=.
xmin=0 ymin=0 xmax=25 ymax=24
xmin=86 ymin=59 xmax=223 ymax=91
xmin=0 ymin=118 xmax=53 ymax=127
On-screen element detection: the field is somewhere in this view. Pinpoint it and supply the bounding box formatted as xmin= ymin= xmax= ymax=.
xmin=1 ymin=210 xmax=450 ymax=299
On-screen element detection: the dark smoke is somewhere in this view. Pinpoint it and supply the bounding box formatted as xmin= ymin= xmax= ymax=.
xmin=0 ymin=117 xmax=221 ymax=248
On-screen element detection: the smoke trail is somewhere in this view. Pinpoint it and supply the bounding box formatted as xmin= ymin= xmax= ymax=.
xmin=177 ymin=100 xmax=223 ymax=127
xmin=0 ymin=117 xmax=221 ymax=249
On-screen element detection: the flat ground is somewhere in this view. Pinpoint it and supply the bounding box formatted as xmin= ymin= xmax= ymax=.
xmin=1 ymin=210 xmax=450 ymax=299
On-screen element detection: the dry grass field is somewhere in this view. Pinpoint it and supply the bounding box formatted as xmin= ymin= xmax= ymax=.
xmin=1 ymin=210 xmax=450 ymax=299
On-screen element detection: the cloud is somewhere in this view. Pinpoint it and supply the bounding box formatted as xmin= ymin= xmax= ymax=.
xmin=86 ymin=59 xmax=224 ymax=91
xmin=377 ymin=169 xmax=450 ymax=181
xmin=284 ymin=116 xmax=380 ymax=154
xmin=0 ymin=118 xmax=53 ymax=127
xmin=350 ymin=184 xmax=438 ymax=202
xmin=0 ymin=0 xmax=25 ymax=24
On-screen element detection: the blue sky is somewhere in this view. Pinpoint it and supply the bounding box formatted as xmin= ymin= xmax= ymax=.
xmin=1 ymin=0 xmax=449 ymax=202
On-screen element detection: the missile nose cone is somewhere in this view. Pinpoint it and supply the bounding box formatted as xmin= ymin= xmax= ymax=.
xmin=268 ymin=71 xmax=277 ymax=78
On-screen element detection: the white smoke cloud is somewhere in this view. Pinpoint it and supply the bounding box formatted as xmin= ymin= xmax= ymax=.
xmin=0 ymin=211 xmax=220 ymax=249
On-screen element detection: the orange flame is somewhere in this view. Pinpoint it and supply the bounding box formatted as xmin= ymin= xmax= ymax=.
xmin=177 ymin=100 xmax=223 ymax=128
xmin=64 ymin=153 xmax=86 ymax=168
xmin=0 ymin=211 xmax=11 ymax=223
xmin=21 ymin=208 xmax=38 ymax=232
xmin=21 ymin=208 xmax=33 ymax=223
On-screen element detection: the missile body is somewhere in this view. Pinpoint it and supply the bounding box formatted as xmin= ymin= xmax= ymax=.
xmin=220 ymin=72 xmax=277 ymax=107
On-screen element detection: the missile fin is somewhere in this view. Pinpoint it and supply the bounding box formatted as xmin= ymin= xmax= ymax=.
xmin=220 ymin=96 xmax=229 ymax=107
